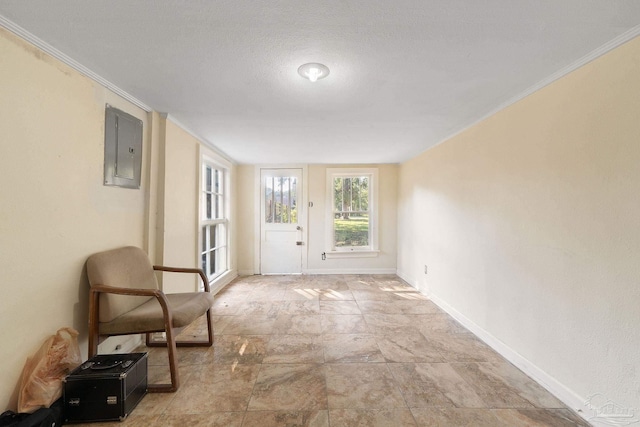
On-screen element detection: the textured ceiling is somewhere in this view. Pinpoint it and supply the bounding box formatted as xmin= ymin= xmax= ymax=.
xmin=1 ymin=1 xmax=639 ymax=164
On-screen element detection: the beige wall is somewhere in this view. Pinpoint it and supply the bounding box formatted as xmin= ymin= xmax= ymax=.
xmin=236 ymin=165 xmax=257 ymax=274
xmin=398 ymin=37 xmax=640 ymax=413
xmin=306 ymin=164 xmax=398 ymax=273
xmin=160 ymin=118 xmax=200 ymax=293
xmin=0 ymin=27 xmax=238 ymax=410
xmin=236 ymin=164 xmax=398 ymax=274
xmin=0 ymin=28 xmax=150 ymax=409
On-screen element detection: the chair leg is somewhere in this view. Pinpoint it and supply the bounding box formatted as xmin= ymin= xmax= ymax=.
xmin=144 ymin=312 xmax=213 ymax=393
xmin=88 ymin=290 xmax=100 ymax=358
xmin=204 ymin=308 xmax=214 ymax=346
xmin=147 ymin=327 xmax=180 ymax=393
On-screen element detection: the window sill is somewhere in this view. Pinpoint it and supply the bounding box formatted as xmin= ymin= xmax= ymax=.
xmin=325 ymin=250 xmax=380 ymax=259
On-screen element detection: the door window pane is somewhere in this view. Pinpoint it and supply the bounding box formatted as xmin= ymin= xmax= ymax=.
xmin=264 ymin=176 xmax=298 ymax=224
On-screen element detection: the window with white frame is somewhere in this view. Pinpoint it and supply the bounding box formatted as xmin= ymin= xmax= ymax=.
xmin=326 ymin=168 xmax=378 ymax=256
xmin=200 ymin=161 xmax=228 ymax=282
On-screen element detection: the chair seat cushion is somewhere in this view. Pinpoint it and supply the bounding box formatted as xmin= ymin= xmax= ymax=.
xmin=98 ymin=292 xmax=214 ymax=335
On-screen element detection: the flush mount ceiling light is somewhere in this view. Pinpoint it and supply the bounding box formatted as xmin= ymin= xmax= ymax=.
xmin=298 ymin=63 xmax=330 ymax=82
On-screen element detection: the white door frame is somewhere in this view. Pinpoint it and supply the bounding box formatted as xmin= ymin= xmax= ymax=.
xmin=254 ymin=165 xmax=308 ymax=274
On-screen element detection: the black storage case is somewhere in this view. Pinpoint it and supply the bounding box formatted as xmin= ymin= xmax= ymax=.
xmin=63 ymin=353 xmax=147 ymax=423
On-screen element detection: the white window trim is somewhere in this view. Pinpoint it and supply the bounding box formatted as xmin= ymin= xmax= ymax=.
xmin=199 ymin=151 xmax=232 ymax=284
xmin=325 ymin=167 xmax=379 ymax=258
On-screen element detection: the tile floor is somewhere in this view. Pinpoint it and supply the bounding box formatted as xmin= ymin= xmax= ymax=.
xmin=77 ymin=275 xmax=590 ymax=426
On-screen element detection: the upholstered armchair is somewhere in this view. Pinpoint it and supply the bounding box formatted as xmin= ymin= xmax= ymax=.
xmin=86 ymin=246 xmax=214 ymax=392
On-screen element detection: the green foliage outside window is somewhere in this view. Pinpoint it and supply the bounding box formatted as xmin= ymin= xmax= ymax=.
xmin=333 ymin=176 xmax=369 ymax=247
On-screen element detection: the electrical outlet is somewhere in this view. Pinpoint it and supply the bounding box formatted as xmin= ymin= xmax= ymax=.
xmin=424 ymin=265 xmax=428 ymax=274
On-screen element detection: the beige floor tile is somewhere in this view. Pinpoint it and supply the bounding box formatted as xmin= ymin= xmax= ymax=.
xmin=166 ymin=364 xmax=260 ymax=414
xmin=374 ymin=332 xmax=445 ymax=363
xmin=481 ymin=360 xmax=566 ymax=408
xmin=420 ymin=330 xmax=503 ymax=363
xmin=175 ymin=347 xmax=214 ymax=366
xmin=413 ymin=313 xmax=469 ymax=334
xmin=210 ymin=298 xmax=243 ymax=316
xmin=491 ymin=408 xmax=592 ymax=427
xmin=113 ymin=274 xmax=585 ymax=426
xmin=351 ymin=289 xmax=398 ymax=302
xmin=346 ymin=279 xmax=380 ymax=291
xmin=363 ymin=313 xmax=421 ymax=334
xmin=242 ymin=410 xmax=329 ymax=427
xmin=211 ymin=315 xmax=235 ymax=333
xmin=322 ymin=334 xmax=386 ymax=363
xmin=248 ymin=364 xmax=328 ymax=411
xmin=325 ymin=363 xmax=406 ymax=409
xmin=320 ymin=300 xmax=362 ymax=315
xmin=158 ymin=412 xmax=245 ymax=426
xmin=263 ymin=334 xmax=324 ymax=364
xmin=272 ymin=314 xmax=322 ymax=335
xmin=387 ymin=363 xmax=485 ymax=408
xmin=450 ymin=362 xmax=537 ymax=409
xmin=288 ymin=278 xmax=349 ymax=291
xmin=70 ymin=414 xmax=162 ymax=427
xmin=329 ymin=408 xmax=418 ymax=426
xmin=321 ymin=314 xmax=369 ymax=334
xmin=214 ymin=289 xmax=253 ymax=303
xmin=211 ymin=334 xmax=268 ymax=365
xmin=357 ymin=299 xmax=442 ymax=315
xmin=319 ymin=288 xmax=354 ymax=300
xmin=133 ymin=391 xmax=177 ymax=415
xmin=228 ymin=301 xmax=276 ymax=316
xmin=282 ymin=288 xmax=322 ymax=300
xmin=270 ymin=300 xmax=321 ymax=315
xmin=144 ymin=346 xmax=171 ymax=366
xmin=410 ymin=407 xmax=504 ymax=426
xmin=245 ymin=288 xmax=287 ymax=301
xmin=219 ymin=315 xmax=277 ymax=335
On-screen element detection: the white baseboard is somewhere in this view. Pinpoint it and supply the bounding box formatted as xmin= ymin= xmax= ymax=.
xmin=425 ymin=292 xmax=591 ymax=424
xmin=98 ymin=334 xmax=143 ymax=355
xmin=303 ymin=268 xmax=397 ymax=275
xmin=210 ymin=269 xmax=238 ymax=295
xmin=238 ymin=269 xmax=398 ymax=276
xmin=238 ymin=269 xmax=256 ymax=276
xmin=396 ymin=269 xmax=415 ymax=285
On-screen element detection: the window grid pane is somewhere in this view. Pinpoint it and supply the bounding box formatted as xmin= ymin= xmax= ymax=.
xmin=205 ymin=166 xmax=212 ymax=192
xmin=333 ymin=175 xmax=370 ymax=248
xmin=201 ymin=223 xmax=228 ymax=279
xmin=201 ymin=162 xmax=228 ymax=281
xmin=203 ymin=165 xmax=224 ymax=221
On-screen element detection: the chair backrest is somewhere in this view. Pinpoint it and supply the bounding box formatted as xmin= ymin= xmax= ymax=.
xmin=86 ymin=246 xmax=158 ymax=323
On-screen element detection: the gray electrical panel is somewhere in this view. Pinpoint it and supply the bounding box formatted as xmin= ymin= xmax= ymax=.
xmin=104 ymin=105 xmax=143 ymax=189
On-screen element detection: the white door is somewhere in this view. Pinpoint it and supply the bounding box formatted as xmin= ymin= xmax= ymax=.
xmin=260 ymin=168 xmax=303 ymax=274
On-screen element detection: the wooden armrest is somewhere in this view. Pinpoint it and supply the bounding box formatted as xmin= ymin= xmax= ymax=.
xmin=153 ymin=265 xmax=210 ymax=292
xmin=90 ymin=284 xmax=166 ymax=299
xmin=89 ymin=284 xmax=174 ymax=328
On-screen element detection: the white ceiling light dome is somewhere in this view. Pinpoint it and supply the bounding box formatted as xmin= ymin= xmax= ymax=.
xmin=298 ymin=63 xmax=330 ymax=82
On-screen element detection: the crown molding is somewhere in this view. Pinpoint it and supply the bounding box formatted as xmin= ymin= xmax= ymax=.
xmin=0 ymin=14 xmax=236 ymax=163
xmin=424 ymin=25 xmax=640 ymax=156
xmin=165 ymin=114 xmax=237 ymax=165
xmin=0 ymin=14 xmax=152 ymax=112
